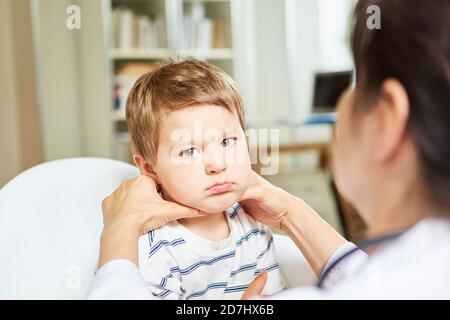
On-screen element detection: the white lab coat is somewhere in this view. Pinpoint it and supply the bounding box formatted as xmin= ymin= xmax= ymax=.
xmin=87 ymin=217 xmax=450 ymax=299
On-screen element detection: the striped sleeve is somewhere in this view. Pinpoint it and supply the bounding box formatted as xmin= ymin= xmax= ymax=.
xmin=138 ymin=231 xmax=183 ymax=300
xmin=254 ymin=227 xmax=288 ymax=295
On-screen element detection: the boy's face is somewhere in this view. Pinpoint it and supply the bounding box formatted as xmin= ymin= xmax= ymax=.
xmin=151 ymin=104 xmax=251 ymax=213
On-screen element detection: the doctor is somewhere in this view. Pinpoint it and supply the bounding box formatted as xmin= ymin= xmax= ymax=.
xmin=88 ymin=0 xmax=450 ymax=299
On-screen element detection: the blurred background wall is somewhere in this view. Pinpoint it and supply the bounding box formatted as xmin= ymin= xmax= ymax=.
xmin=0 ymin=0 xmax=365 ymax=240
xmin=0 ymin=0 xmax=43 ymax=186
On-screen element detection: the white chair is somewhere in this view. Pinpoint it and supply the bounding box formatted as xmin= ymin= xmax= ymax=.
xmin=273 ymin=233 xmax=317 ymax=288
xmin=0 ymin=157 xmax=316 ymax=299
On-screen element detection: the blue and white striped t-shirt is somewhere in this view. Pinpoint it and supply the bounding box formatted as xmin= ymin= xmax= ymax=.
xmin=137 ymin=203 xmax=287 ymax=300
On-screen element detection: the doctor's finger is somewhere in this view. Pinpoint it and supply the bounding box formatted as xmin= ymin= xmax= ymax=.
xmin=242 ymin=271 xmax=267 ymax=300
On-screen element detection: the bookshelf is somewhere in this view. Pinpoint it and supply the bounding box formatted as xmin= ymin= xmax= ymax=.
xmin=108 ymin=48 xmax=171 ymax=60
xmin=103 ymin=0 xmax=239 ymax=163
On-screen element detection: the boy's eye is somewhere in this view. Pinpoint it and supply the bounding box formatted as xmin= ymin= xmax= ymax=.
xmin=180 ymin=147 xmax=199 ymax=158
xmin=222 ymin=137 xmax=237 ymax=148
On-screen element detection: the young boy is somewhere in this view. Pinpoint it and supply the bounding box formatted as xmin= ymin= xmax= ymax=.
xmin=126 ymin=59 xmax=286 ymax=300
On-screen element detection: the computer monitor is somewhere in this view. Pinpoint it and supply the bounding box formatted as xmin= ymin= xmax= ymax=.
xmin=312 ymin=70 xmax=353 ymax=113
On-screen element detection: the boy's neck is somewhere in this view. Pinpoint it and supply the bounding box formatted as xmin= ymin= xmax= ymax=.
xmin=178 ymin=211 xmax=230 ymax=242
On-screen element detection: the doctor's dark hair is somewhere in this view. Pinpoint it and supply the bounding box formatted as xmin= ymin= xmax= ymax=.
xmin=351 ymin=0 xmax=450 ymax=211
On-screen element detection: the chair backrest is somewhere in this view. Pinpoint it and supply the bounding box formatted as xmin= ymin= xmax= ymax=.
xmin=272 ymin=233 xmax=317 ymax=288
xmin=0 ymin=158 xmax=139 ymax=299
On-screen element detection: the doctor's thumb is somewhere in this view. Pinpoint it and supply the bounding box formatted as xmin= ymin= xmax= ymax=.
xmin=168 ymin=203 xmax=206 ymax=219
xmin=242 ymin=271 xmax=268 ymax=300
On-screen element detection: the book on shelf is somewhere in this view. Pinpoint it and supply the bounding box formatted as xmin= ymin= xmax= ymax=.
xmin=182 ymin=2 xmax=229 ymax=52
xmin=111 ymin=8 xmax=167 ymax=50
xmin=114 ymin=63 xmax=159 ymax=111
xmin=213 ymin=20 xmax=226 ymax=49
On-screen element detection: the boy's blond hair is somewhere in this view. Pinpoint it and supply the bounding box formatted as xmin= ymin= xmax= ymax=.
xmin=125 ymin=59 xmax=246 ymax=163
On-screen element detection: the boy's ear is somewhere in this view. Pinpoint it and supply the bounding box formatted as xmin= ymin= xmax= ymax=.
xmin=133 ymin=154 xmax=160 ymax=185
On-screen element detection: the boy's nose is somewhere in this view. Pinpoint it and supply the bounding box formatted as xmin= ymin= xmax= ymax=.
xmin=205 ymin=161 xmax=226 ymax=175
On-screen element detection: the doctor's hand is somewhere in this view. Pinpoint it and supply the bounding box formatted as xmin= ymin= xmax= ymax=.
xmin=240 ymin=171 xmax=347 ymax=277
xmin=239 ymin=171 xmax=308 ymax=231
xmin=98 ymin=175 xmax=203 ymax=267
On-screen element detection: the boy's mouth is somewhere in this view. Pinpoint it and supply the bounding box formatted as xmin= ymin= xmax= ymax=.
xmin=207 ymin=181 xmax=234 ymax=194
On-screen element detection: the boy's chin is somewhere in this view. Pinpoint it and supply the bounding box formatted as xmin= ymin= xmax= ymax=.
xmin=195 ymin=194 xmax=241 ymax=214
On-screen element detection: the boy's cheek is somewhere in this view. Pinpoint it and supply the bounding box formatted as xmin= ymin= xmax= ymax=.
xmin=228 ymin=164 xmax=251 ymax=191
xmin=162 ymin=182 xmax=202 ymax=207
